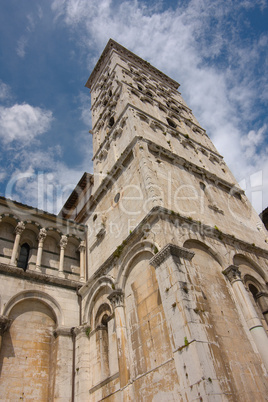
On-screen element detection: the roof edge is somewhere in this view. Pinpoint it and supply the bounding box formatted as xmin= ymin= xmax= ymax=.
xmin=85 ymin=39 xmax=180 ymax=90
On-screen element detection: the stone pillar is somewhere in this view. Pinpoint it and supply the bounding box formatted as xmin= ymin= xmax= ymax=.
xmin=58 ymin=235 xmax=68 ymax=278
xmin=78 ymin=240 xmax=86 ymax=282
xmin=10 ymin=221 xmax=25 ymax=266
xmin=150 ymin=243 xmax=228 ymax=399
xmin=256 ymin=292 xmax=268 ymax=325
xmin=35 ymin=228 xmax=47 ymax=272
xmin=53 ymin=326 xmax=73 ymax=401
xmin=96 ymin=324 xmax=110 ymax=380
xmin=223 ymin=265 xmax=268 ymax=370
xmin=0 ymin=315 xmax=11 ymax=350
xmin=108 ymin=290 xmax=130 ymax=387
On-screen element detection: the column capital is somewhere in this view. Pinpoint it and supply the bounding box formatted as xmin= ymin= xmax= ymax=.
xmin=0 ymin=315 xmax=11 ymax=335
xmin=15 ymin=221 xmax=25 ymax=235
xmin=223 ymin=265 xmax=241 ymax=284
xmin=78 ymin=240 xmax=86 ymax=252
xmin=38 ymin=228 xmax=47 ymax=242
xmin=108 ymin=289 xmax=124 ymax=309
xmin=59 ymin=235 xmax=68 ymax=249
xmin=150 ymin=243 xmax=194 ymax=268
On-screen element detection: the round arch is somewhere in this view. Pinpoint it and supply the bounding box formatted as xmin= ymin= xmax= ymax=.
xmin=116 ymin=240 xmax=156 ymax=290
xmin=233 ymin=253 xmax=268 ymax=282
xmin=3 ymin=290 xmax=63 ymax=326
xmin=183 ymin=238 xmax=223 ymax=267
xmin=83 ymin=276 xmax=114 ymax=324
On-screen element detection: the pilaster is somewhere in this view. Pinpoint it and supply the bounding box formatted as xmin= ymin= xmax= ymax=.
xmin=150 ymin=244 xmax=230 ymax=399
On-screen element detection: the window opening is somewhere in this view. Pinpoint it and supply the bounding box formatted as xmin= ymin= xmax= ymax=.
xmin=17 ymin=243 xmax=30 ymax=271
xmin=109 ymin=116 xmax=114 ymax=127
xmin=166 ymin=118 xmax=176 ymax=128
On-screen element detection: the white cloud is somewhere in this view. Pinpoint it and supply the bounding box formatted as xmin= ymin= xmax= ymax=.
xmin=0 ymin=103 xmax=53 ymax=145
xmin=16 ymin=36 xmax=27 ymax=58
xmin=0 ymin=81 xmax=12 ymax=102
xmin=50 ymin=0 xmax=268 ymax=212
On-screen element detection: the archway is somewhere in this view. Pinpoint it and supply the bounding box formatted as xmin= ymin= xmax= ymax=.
xmin=0 ymin=299 xmax=57 ymax=400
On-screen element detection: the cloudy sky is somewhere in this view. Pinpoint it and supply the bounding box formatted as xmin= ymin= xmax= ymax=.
xmin=0 ymin=0 xmax=267 ymax=215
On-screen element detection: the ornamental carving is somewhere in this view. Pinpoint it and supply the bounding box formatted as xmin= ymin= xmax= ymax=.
xmin=150 ymin=243 xmax=195 ymax=268
xmin=15 ymin=221 xmax=25 ymax=235
xmin=38 ymin=228 xmax=47 ymax=242
xmin=223 ymin=265 xmax=241 ymax=283
xmin=60 ymin=235 xmax=68 ymax=249
xmin=108 ymin=289 xmax=124 ymax=309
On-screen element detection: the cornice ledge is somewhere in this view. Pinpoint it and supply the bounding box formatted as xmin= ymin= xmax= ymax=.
xmin=0 ymin=263 xmax=82 ymax=290
xmin=150 ymin=243 xmax=194 ymax=268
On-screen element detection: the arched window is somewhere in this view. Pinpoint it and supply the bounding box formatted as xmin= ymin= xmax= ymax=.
xmin=17 ymin=243 xmax=30 ymax=271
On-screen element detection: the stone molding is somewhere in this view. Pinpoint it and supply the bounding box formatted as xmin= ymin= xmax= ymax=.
xmin=0 ymin=315 xmax=11 ymax=335
xmin=150 ymin=243 xmax=195 ymax=268
xmin=108 ymin=289 xmax=124 ymax=308
xmin=222 ymin=265 xmax=241 ymax=284
xmin=256 ymin=291 xmax=268 ymax=299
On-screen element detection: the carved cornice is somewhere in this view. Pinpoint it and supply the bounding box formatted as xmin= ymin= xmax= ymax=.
xmin=223 ymin=265 xmax=242 ymax=284
xmin=0 ymin=315 xmax=11 ymax=335
xmin=108 ymin=289 xmax=124 ymax=309
xmin=150 ymin=243 xmax=195 ymax=268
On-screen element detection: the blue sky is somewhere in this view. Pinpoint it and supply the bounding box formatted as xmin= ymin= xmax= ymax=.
xmin=0 ymin=0 xmax=267 ymax=214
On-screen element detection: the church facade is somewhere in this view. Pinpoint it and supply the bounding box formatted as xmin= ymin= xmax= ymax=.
xmin=0 ymin=39 xmax=268 ymax=401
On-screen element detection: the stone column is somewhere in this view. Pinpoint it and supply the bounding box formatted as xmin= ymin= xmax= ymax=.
xmin=78 ymin=240 xmax=86 ymax=282
xmin=73 ymin=325 xmax=91 ymax=401
xmin=53 ymin=326 xmax=73 ymax=400
xmin=108 ymin=290 xmax=130 ymax=387
xmin=256 ymin=292 xmax=268 ymax=325
xmin=0 ymin=315 xmax=11 ymax=350
xmin=10 ymin=221 xmax=25 ymax=266
xmin=223 ymin=265 xmax=268 ymax=370
xmin=35 ymin=228 xmax=47 ymax=272
xmin=58 ymin=235 xmax=68 ymax=278
xmin=150 ymin=243 xmax=228 ymax=399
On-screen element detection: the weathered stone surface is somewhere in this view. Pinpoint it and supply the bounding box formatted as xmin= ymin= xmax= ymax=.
xmin=0 ymin=39 xmax=267 ymax=400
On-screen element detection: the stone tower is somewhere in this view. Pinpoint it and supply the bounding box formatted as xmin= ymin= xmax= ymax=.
xmin=0 ymin=39 xmax=268 ymax=401
xmin=65 ymin=40 xmax=268 ymax=400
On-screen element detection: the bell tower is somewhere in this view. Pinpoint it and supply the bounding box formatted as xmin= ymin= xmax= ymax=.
xmin=72 ymin=40 xmax=268 ymax=400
